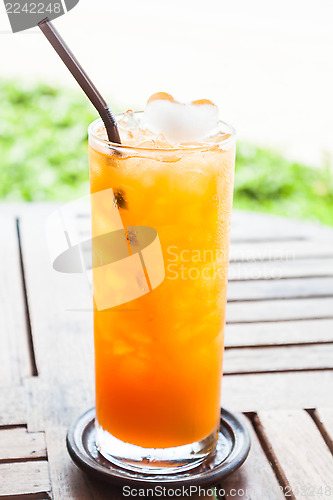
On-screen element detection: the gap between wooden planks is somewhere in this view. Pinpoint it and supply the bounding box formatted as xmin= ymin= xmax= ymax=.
xmin=0 ymin=214 xmax=33 ymax=387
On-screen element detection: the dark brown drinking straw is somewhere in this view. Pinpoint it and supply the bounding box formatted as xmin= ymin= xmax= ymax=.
xmin=38 ymin=18 xmax=121 ymax=144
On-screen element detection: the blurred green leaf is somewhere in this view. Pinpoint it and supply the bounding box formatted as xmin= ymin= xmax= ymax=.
xmin=234 ymin=142 xmax=333 ymax=225
xmin=0 ymin=79 xmax=98 ymax=201
xmin=1 ymin=79 xmax=333 ymax=226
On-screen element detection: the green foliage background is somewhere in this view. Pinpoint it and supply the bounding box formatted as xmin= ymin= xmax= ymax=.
xmin=1 ymin=80 xmax=333 ymax=225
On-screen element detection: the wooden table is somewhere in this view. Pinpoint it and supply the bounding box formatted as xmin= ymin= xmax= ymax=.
xmin=1 ymin=204 xmax=333 ymax=499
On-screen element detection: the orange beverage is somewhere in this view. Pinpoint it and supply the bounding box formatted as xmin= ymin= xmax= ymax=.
xmin=88 ymin=109 xmax=235 ymax=472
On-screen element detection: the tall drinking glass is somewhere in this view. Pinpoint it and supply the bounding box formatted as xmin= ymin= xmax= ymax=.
xmin=88 ymin=114 xmax=236 ymax=473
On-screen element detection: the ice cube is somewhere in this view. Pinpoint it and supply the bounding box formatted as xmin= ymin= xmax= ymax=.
xmin=117 ymin=109 xmax=140 ymax=131
xmin=117 ymin=110 xmax=141 ymax=142
xmin=136 ymin=139 xmax=157 ymax=149
xmin=141 ymin=93 xmax=219 ymax=144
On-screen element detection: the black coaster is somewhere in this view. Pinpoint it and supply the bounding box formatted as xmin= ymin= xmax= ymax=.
xmin=66 ymin=408 xmax=250 ymax=488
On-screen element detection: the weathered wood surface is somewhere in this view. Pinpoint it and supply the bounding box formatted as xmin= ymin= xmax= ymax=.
xmin=223 ymin=344 xmax=333 ymax=374
xmin=229 ymin=240 xmax=333 ymax=262
xmin=0 ymin=386 xmax=27 ymax=426
xmin=228 ymin=258 xmax=333 ymax=281
xmin=222 ymin=371 xmax=333 ymax=412
xmin=228 ymin=277 xmax=333 ymax=301
xmin=19 ymin=207 xmax=106 ymax=500
xmin=312 ymin=409 xmax=333 ymax=454
xmin=0 ymin=461 xmax=51 ymax=497
xmin=220 ymin=415 xmax=285 ymax=500
xmin=225 ymin=319 xmax=333 ymax=347
xmin=256 ymin=410 xmax=333 ymax=499
xmin=0 ymin=204 xmax=333 ymax=499
xmin=230 ymin=211 xmax=333 ymax=243
xmin=226 ymin=297 xmax=333 ymax=323
xmin=0 ymin=427 xmax=47 ymax=462
xmin=0 ymin=214 xmax=32 ymax=387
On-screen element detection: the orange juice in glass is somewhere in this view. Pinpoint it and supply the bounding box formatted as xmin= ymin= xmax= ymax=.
xmin=88 ymin=101 xmax=235 ymax=473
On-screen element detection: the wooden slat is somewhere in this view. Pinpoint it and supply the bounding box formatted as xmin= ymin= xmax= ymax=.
xmin=0 ymin=428 xmax=47 ymax=462
xmin=228 ymin=258 xmax=333 ymax=281
xmin=0 ymin=213 xmax=32 ymax=386
xmin=230 ymin=211 xmax=333 ymax=242
xmin=223 ymin=344 xmax=333 ymax=374
xmin=19 ymin=205 xmax=112 ymax=499
xmin=226 ymin=297 xmax=333 ymax=323
xmin=0 ymin=460 xmax=51 ymax=496
xmin=0 ymin=386 xmax=27 ymax=427
xmin=225 ymin=319 xmax=333 ymax=347
xmin=19 ymin=210 xmax=94 ymax=384
xmin=222 ymin=371 xmax=333 ymax=412
xmin=220 ymin=414 xmax=285 ymax=500
xmin=312 ymin=409 xmax=333 ymax=453
xmin=227 ymin=277 xmax=333 ymax=301
xmin=256 ymin=410 xmax=333 ymax=499
xmin=230 ymin=240 xmax=333 ymax=263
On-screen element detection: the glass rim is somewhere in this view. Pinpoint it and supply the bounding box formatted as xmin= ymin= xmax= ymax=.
xmin=88 ymin=112 xmax=236 ymax=153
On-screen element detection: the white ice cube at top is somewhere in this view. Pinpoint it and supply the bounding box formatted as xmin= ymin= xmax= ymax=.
xmin=141 ymin=93 xmax=219 ymax=144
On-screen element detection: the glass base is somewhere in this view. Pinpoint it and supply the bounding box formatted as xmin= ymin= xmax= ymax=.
xmin=95 ymin=422 xmax=218 ymax=474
